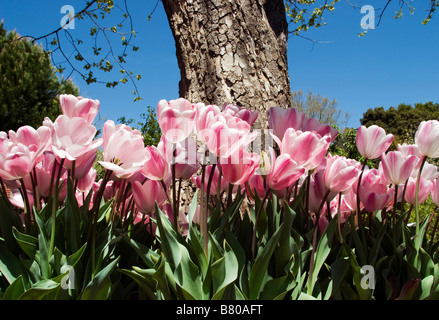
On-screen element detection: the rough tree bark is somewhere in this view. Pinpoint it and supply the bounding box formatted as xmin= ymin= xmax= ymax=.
xmin=162 ymin=0 xmax=292 ymax=130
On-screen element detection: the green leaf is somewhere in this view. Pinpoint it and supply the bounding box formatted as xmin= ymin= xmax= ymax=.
xmin=187 ymin=190 xmax=198 ymax=232
xmin=19 ymin=279 xmax=60 ymax=300
xmin=0 ymin=241 xmax=29 ymax=284
xmin=34 ymin=209 xmax=51 ymax=279
xmin=2 ymin=275 xmax=26 ymax=300
xmin=307 ymin=217 xmax=337 ymax=296
xmin=81 ymin=256 xmax=120 ymax=300
xmin=119 ymin=268 xmax=158 ymax=300
xmin=122 ymin=236 xmax=158 ymax=268
xmin=260 ymin=274 xmax=296 ymax=300
xmin=153 ymin=253 xmax=174 ymax=299
xmin=154 ymin=203 xmax=183 ymax=268
xmin=211 ymin=241 xmax=239 ymax=300
xmin=275 ymin=202 xmax=295 ymax=277
xmin=0 ymin=193 xmax=23 ymax=253
xmin=249 ymin=222 xmax=283 ymax=300
xmin=330 ymin=258 xmax=350 ymax=298
xmin=12 ymin=227 xmax=38 ymax=259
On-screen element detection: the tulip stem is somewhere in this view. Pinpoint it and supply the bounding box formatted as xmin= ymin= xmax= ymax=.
xmin=19 ymin=178 xmax=32 ymax=231
xmin=428 ymin=210 xmax=439 ymax=254
xmin=337 ymin=192 xmax=343 ymax=243
xmin=392 ymin=185 xmax=399 ymax=253
xmin=89 ymin=169 xmax=111 ymax=275
xmin=200 ymin=164 xmax=208 ymax=255
xmin=252 ymin=188 xmax=271 ymax=262
xmin=31 ymin=168 xmax=41 ymax=213
xmin=49 ymin=158 xmax=65 ymax=259
xmin=171 ymin=162 xmax=178 ymax=233
xmin=356 ymin=158 xmax=368 ymax=226
xmin=308 ymin=189 xmax=330 ymax=294
xmin=414 ymin=156 xmax=427 ymax=253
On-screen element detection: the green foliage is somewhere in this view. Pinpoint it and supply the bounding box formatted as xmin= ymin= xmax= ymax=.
xmin=0 ymin=22 xmax=79 ymax=131
xmin=1 ymin=169 xmax=439 ymax=300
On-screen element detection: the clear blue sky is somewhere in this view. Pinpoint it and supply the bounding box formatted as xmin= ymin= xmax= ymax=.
xmin=1 ymin=0 xmax=438 ymax=129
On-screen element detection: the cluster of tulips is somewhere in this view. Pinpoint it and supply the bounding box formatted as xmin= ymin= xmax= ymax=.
xmin=1 ymin=94 xmax=439 ymax=250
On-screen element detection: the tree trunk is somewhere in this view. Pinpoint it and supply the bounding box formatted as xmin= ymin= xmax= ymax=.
xmin=162 ymin=0 xmax=291 ymax=130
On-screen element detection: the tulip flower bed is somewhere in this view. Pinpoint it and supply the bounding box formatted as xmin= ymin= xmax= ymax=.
xmin=0 ymin=94 xmax=438 ymax=300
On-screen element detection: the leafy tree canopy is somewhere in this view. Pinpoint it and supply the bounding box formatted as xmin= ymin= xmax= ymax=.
xmin=0 ymin=22 xmax=79 ymax=131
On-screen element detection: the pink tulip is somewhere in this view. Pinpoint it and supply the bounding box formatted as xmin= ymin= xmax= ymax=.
xmin=191 ymin=165 xmax=229 ymax=195
xmin=358 ymin=170 xmax=394 ymax=212
xmin=221 ymin=149 xmax=260 ymax=186
xmin=73 ymin=149 xmax=97 ymax=181
xmin=59 ymin=94 xmax=100 ymax=125
xmin=99 ymin=120 xmax=148 ymax=179
xmin=194 ymin=103 xmax=221 ymax=137
xmin=157 ymin=98 xmax=196 ymax=143
xmin=0 ymin=131 xmax=11 ymax=154
xmin=301 ymin=117 xmax=339 ymax=142
xmin=404 ymin=177 xmax=433 ymax=205
xmin=267 ymin=106 xmax=306 ymax=141
xmin=50 ymin=115 xmax=101 ymax=169
xmin=397 ymin=143 xmax=423 ymax=170
xmin=247 ymin=174 xmax=266 ymax=200
xmin=415 ymin=120 xmax=439 ymax=158
xmin=26 ymin=151 xmax=67 ymax=197
xmin=0 ymin=144 xmax=34 ymax=181
xmin=410 ymin=161 xmax=439 ymax=182
xmin=8 ymin=125 xmax=51 ymax=163
xmin=430 ymin=178 xmax=439 ymax=206
xmin=132 ymin=179 xmax=167 ymax=214
xmin=308 ymin=169 xmax=336 ymax=214
xmin=356 ymin=125 xmax=394 ymax=160
xmin=342 ymin=188 xmax=361 ymax=214
xmin=203 ymin=113 xmax=257 ymax=159
xmin=159 ymin=136 xmax=200 ymax=179
xmin=76 ymin=168 xmax=97 ymax=193
xmin=323 ymin=154 xmax=360 ymax=196
xmin=276 ymin=128 xmax=331 ymax=171
xmin=8 ymin=187 xmax=34 ymax=210
xmin=266 ymin=148 xmax=305 ymax=191
xmin=222 ymin=104 xmax=259 ymax=126
xmin=141 ymin=145 xmax=169 ymax=181
xmin=381 ymin=151 xmax=417 ymax=186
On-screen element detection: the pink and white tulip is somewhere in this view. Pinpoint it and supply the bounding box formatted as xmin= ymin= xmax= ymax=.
xmin=356 ymin=125 xmax=394 ymax=160
xmin=415 ymin=120 xmax=439 ymax=158
xmin=157 ymin=98 xmax=196 ymax=143
xmin=221 ymin=149 xmax=260 ymax=186
xmin=99 ymin=120 xmax=149 ymax=179
xmin=132 ymin=179 xmax=167 ymax=214
xmin=59 ymin=94 xmax=100 ymax=125
xmin=381 ymin=151 xmax=417 ymax=186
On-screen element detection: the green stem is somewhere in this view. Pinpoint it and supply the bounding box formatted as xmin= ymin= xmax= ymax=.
xmin=19 ymin=178 xmax=32 ymax=232
xmin=414 ymin=156 xmax=427 ymax=252
xmin=49 ymin=158 xmax=65 ymax=259
xmin=171 ymin=162 xmax=178 ymax=233
xmin=337 ymin=192 xmax=343 ymax=243
xmin=251 ymin=188 xmax=271 ymax=262
xmin=89 ymin=169 xmax=111 ymax=274
xmin=199 ymin=164 xmax=207 ymax=255
xmin=392 ymin=184 xmax=399 ymax=254
xmin=308 ymin=189 xmax=331 ymax=294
